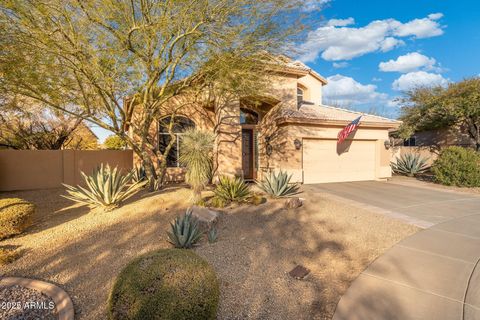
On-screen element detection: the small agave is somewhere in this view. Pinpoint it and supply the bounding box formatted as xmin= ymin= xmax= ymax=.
xmin=207 ymin=226 xmax=218 ymax=243
xmin=167 ymin=208 xmax=203 ymax=249
xmin=256 ymin=170 xmax=300 ymax=198
xmin=391 ymin=153 xmax=430 ymax=177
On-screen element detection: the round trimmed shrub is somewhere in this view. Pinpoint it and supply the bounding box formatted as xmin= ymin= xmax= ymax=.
xmin=0 ymin=198 xmax=35 ymax=240
xmin=109 ymin=249 xmax=219 ymax=320
xmin=432 ymin=146 xmax=480 ymax=187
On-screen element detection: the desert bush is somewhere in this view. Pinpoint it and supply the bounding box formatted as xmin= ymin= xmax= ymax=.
xmin=0 ymin=198 xmax=35 ymax=240
xmin=167 ymin=208 xmax=203 ymax=249
xmin=257 ymin=170 xmax=300 ymax=198
xmin=432 ymin=146 xmax=480 ymax=187
xmin=179 ymin=129 xmax=215 ymax=204
xmin=391 ymin=153 xmax=430 ymax=177
xmin=213 ymin=176 xmax=250 ymax=203
xmin=63 ymin=164 xmax=147 ymax=211
xmin=109 ymin=249 xmax=219 ymax=320
xmin=0 ymin=247 xmax=21 ymax=265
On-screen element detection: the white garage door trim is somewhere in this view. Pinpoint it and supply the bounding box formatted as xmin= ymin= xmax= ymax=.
xmin=302 ymin=138 xmax=377 ymax=184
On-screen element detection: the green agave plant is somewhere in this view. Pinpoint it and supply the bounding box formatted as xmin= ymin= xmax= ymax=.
xmin=167 ymin=209 xmax=203 ymax=249
xmin=63 ymin=164 xmax=147 ymax=211
xmin=391 ymin=153 xmax=430 ymax=177
xmin=132 ymin=164 xmax=147 ymax=183
xmin=257 ymin=170 xmax=300 ymax=198
xmin=213 ymin=176 xmax=251 ymax=203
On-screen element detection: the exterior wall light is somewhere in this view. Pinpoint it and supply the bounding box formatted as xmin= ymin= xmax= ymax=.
xmin=384 ymin=139 xmax=392 ymax=149
xmin=294 ymin=139 xmax=302 ymax=150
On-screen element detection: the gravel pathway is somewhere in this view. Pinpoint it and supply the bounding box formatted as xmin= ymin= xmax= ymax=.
xmin=0 ymin=285 xmax=57 ymax=320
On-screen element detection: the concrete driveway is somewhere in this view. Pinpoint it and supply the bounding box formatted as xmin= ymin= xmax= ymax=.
xmin=305 ymin=181 xmax=480 ymax=320
xmin=304 ymin=180 xmax=480 ymax=228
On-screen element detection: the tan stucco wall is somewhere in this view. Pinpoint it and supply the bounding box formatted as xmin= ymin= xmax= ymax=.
xmin=298 ymin=73 xmax=323 ymax=105
xmin=0 ymin=150 xmax=133 ymax=191
xmin=263 ymin=124 xmax=392 ymax=183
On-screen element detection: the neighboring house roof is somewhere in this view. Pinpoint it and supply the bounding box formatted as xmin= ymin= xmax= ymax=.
xmin=277 ymin=104 xmax=401 ymax=128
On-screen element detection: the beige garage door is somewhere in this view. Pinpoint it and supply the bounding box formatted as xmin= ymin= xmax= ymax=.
xmin=303 ymin=139 xmax=376 ymax=184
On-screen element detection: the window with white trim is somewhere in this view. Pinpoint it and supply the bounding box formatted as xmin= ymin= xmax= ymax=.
xmin=158 ymin=116 xmax=195 ymax=167
xmin=297 ymin=87 xmax=304 ymax=108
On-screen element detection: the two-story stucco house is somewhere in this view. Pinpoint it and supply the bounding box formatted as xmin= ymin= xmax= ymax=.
xmin=144 ymin=56 xmax=401 ymax=184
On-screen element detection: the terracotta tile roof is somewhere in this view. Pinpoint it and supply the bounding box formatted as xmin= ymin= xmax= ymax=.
xmin=279 ymin=104 xmax=401 ymax=126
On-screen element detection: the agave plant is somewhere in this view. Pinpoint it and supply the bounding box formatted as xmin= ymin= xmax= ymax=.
xmin=179 ymin=129 xmax=215 ymax=204
xmin=63 ymin=164 xmax=147 ymax=211
xmin=207 ymin=226 xmax=218 ymax=244
xmin=257 ymin=170 xmax=300 ymax=198
xmin=213 ymin=176 xmax=251 ymax=203
xmin=132 ymin=165 xmax=146 ymax=184
xmin=391 ymin=153 xmax=430 ymax=177
xmin=167 ymin=208 xmax=203 ymax=248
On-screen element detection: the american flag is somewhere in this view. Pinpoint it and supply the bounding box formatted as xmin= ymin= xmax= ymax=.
xmin=337 ymin=116 xmax=362 ymax=144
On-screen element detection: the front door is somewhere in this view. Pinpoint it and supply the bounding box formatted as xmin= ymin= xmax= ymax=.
xmin=242 ymin=129 xmax=254 ymax=179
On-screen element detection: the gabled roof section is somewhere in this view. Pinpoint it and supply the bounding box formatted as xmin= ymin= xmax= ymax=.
xmin=278 ymin=104 xmax=401 ymax=128
xmin=264 ymin=54 xmax=328 ymax=85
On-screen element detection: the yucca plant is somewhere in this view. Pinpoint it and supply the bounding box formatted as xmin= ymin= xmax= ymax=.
xmin=391 ymin=153 xmax=430 ymax=177
xmin=179 ymin=129 xmax=215 ymax=204
xmin=257 ymin=170 xmax=300 ymax=198
xmin=63 ymin=164 xmax=147 ymax=211
xmin=167 ymin=208 xmax=203 ymax=248
xmin=132 ymin=164 xmax=146 ymax=183
xmin=213 ymin=176 xmax=251 ymax=203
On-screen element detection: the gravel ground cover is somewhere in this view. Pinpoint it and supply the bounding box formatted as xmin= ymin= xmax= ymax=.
xmin=0 ymin=285 xmax=57 ymax=320
xmin=0 ymin=186 xmax=418 ymax=319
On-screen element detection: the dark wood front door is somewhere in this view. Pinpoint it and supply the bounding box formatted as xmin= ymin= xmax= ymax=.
xmin=242 ymin=129 xmax=254 ymax=179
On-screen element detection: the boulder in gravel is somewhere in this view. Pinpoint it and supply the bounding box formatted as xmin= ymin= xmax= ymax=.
xmin=190 ymin=206 xmax=220 ymax=231
xmin=284 ymin=197 xmax=303 ymax=210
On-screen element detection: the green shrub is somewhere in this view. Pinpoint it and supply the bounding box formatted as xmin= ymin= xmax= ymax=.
xmin=213 ymin=176 xmax=250 ymax=203
xmin=391 ymin=153 xmax=430 ymax=177
xmin=432 ymin=146 xmax=480 ymax=187
xmin=167 ymin=209 xmax=203 ymax=249
xmin=256 ymin=170 xmax=300 ymax=198
xmin=108 ymin=249 xmax=219 ymax=320
xmin=63 ymin=164 xmax=147 ymax=211
xmin=0 ymin=198 xmax=35 ymax=240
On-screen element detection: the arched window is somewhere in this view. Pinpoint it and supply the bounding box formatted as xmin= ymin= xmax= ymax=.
xmin=158 ymin=116 xmax=195 ymax=167
xmin=297 ymin=87 xmax=304 ymax=108
xmin=240 ymin=108 xmax=259 ymax=125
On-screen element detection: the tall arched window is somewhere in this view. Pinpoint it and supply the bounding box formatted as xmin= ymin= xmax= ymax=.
xmin=158 ymin=116 xmax=195 ymax=167
xmin=297 ymin=87 xmax=304 ymax=108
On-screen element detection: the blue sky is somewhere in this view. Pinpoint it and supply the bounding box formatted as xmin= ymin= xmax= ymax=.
xmin=300 ymin=0 xmax=480 ymax=118
xmin=92 ymin=0 xmax=480 ymax=142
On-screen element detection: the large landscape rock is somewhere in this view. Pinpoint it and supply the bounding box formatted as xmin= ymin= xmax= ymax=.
xmin=190 ymin=206 xmax=220 ymax=231
xmin=284 ymin=197 xmax=303 ymax=209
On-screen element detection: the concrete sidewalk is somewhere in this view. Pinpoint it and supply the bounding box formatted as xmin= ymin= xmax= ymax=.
xmin=333 ymin=213 xmax=480 ymax=320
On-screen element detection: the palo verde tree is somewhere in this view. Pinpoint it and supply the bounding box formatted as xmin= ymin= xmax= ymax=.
xmin=398 ymin=78 xmax=480 ymax=150
xmin=0 ymin=0 xmax=313 ymax=190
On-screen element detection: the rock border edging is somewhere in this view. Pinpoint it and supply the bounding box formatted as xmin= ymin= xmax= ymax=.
xmin=0 ymin=277 xmax=74 ymax=320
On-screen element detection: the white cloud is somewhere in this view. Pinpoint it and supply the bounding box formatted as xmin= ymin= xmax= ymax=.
xmin=299 ymin=14 xmax=444 ymax=62
xmin=379 ymin=52 xmax=437 ymax=73
xmin=323 ymin=74 xmax=389 ymax=107
xmin=392 ymin=71 xmax=449 ymax=91
xmin=428 ymin=13 xmax=444 ymax=20
xmin=327 ymin=18 xmax=355 ymax=27
xmin=302 ymin=0 xmax=331 ymax=12
xmin=333 ymin=61 xmax=349 ymax=68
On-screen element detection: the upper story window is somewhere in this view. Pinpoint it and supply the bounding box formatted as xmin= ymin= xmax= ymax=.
xmin=297 ymin=87 xmax=304 ymax=108
xmin=158 ymin=116 xmax=195 ymax=167
xmin=240 ymin=108 xmax=259 ymax=125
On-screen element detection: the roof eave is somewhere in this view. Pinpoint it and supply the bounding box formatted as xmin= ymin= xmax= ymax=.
xmin=276 ymin=117 xmax=401 ymax=129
